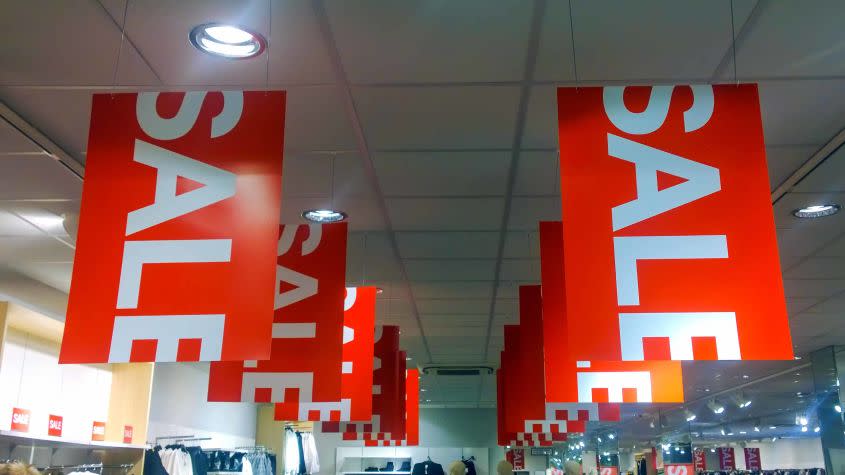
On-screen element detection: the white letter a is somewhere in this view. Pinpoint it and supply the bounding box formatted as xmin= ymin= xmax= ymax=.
xmin=609 ymin=133 xmax=721 ymax=231
xmin=126 ymin=139 xmax=236 ymax=235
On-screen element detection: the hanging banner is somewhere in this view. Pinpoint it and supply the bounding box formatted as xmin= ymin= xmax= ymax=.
xmin=693 ymin=449 xmax=706 ymax=472
xmin=717 ymin=447 xmax=735 ymax=470
xmin=61 ymin=91 xmax=286 ymax=364
xmin=511 ymin=449 xmax=525 ymax=470
xmin=48 ymin=414 xmax=63 ymax=437
xmin=743 ymin=447 xmax=761 ymax=471
xmin=557 ymin=84 xmax=791 ymax=362
xmin=362 ymin=368 xmax=419 ymax=447
xmin=11 ymin=407 xmax=30 ymax=432
xmin=537 ymin=222 xmax=684 ymax=405
xmin=275 ymin=285 xmax=374 ymax=421
xmin=323 ymin=326 xmax=403 ymax=436
xmin=664 ymin=464 xmax=693 ymax=475
xmin=207 ymin=224 xmax=348 ymax=421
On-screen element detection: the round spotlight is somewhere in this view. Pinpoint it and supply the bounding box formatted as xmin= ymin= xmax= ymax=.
xmin=814 ymin=426 xmax=820 ymax=433
xmin=708 ymin=399 xmax=725 ymax=415
xmin=302 ymin=209 xmax=348 ymax=223
xmin=801 ymin=425 xmax=808 ymax=433
xmin=375 ymin=287 xmax=384 ymax=294
xmin=835 ymin=405 xmax=842 ymax=413
xmin=684 ymin=410 xmax=697 ymax=422
xmin=793 ymin=204 xmax=841 ymax=219
xmin=190 ymin=23 xmax=266 ymax=59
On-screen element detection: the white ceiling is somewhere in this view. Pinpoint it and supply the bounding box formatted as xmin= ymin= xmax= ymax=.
xmin=2 ymin=0 xmax=845 ymax=425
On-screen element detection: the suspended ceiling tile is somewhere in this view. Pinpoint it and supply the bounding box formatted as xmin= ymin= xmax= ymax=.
xmin=374 ymin=151 xmax=510 ymax=197
xmin=568 ymin=0 xmax=743 ymax=81
xmin=420 ymin=314 xmax=488 ymax=326
xmin=521 ymin=86 xmax=557 ymax=150
xmin=792 ymin=145 xmax=845 ymax=193
xmin=386 ymin=197 xmax=504 ymax=231
xmin=0 ymin=120 xmax=41 ymax=154
xmin=0 ymin=237 xmax=73 ymax=263
xmin=0 ymin=211 xmax=43 ymax=237
xmin=733 ymin=0 xmax=845 ymax=78
xmin=285 ymin=86 xmax=358 ymax=151
xmin=766 ymin=145 xmax=818 ymax=191
xmin=507 ymin=196 xmax=560 ymax=230
xmin=514 ymin=151 xmax=559 ymax=196
xmin=326 ymin=0 xmax=530 ymax=83
xmin=0 ymin=156 xmax=81 ymax=200
xmin=783 ymin=279 xmax=845 ymax=299
xmin=802 ymin=296 xmax=845 ymax=315
xmin=416 ymin=299 xmax=490 ymax=315
xmin=0 ymin=0 xmax=157 ymax=85
xmin=786 ymin=297 xmax=822 ymax=315
xmin=502 ymin=231 xmax=535 ymax=259
xmin=422 ymin=324 xmax=487 ymax=338
xmin=410 ymin=281 xmax=494 ymax=300
xmin=396 ymin=232 xmax=499 ymax=259
xmin=0 ymin=89 xmax=93 ymax=162
xmin=784 ymin=257 xmax=845 ymax=279
xmin=404 ymin=259 xmax=495 ymax=282
xmin=532 ymin=0 xmax=575 ymax=82
xmin=499 ymin=259 xmax=539 ymax=283
xmin=758 ymin=79 xmax=845 ymax=146
xmin=353 ymin=86 xmax=520 ymax=149
xmin=8 ymin=261 xmax=73 ymax=293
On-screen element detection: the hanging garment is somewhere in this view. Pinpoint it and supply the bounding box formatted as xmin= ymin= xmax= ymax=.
xmin=462 ymin=460 xmax=476 ymax=475
xmin=301 ymin=433 xmax=320 ymax=474
xmin=412 ymin=462 xmax=445 ymax=475
xmin=241 ymin=456 xmax=253 ymax=475
xmin=161 ymin=448 xmax=194 ymax=475
xmin=145 ymin=449 xmax=169 ymax=475
xmin=296 ymin=432 xmax=306 ymax=475
xmin=246 ymin=452 xmax=274 ymax=475
xmin=186 ymin=447 xmax=209 ymax=475
xmin=268 ymin=454 xmax=277 ymax=475
xmin=284 ymin=430 xmax=301 ymax=475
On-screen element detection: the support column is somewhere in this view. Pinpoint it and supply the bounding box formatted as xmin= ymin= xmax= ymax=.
xmin=810 ymin=346 xmax=845 ymax=473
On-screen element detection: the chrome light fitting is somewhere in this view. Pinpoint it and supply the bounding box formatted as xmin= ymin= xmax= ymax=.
xmin=707 ymin=399 xmax=725 ymax=414
xmin=302 ymin=209 xmax=348 ymax=223
xmin=793 ymin=204 xmax=841 ymax=219
xmin=190 ymin=23 xmax=266 ymax=59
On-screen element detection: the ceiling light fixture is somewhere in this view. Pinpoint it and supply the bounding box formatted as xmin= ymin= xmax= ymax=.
xmin=771 ymin=437 xmax=778 ymax=442
xmin=793 ymin=204 xmax=841 ymax=219
xmin=708 ymin=399 xmax=725 ymax=414
xmin=836 ymin=405 xmax=842 ymax=413
xmin=375 ymin=287 xmax=384 ymax=294
xmin=754 ymin=426 xmax=760 ymax=432
xmin=814 ymin=426 xmax=820 ymax=433
xmin=302 ymin=209 xmax=348 ymax=223
xmin=190 ymin=23 xmax=266 ymax=59
xmin=684 ymin=410 xmax=697 ymax=422
xmin=801 ymin=426 xmax=808 ymax=433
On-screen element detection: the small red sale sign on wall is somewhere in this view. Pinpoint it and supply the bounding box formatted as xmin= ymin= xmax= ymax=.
xmin=123 ymin=425 xmax=133 ymax=444
xmin=91 ymin=421 xmax=106 ymax=441
xmin=11 ymin=408 xmax=31 ymax=432
xmin=48 ymin=414 xmax=64 ymax=437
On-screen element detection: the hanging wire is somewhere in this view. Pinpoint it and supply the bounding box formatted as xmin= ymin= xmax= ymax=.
xmin=361 ymin=232 xmax=368 ymax=286
xmin=329 ymin=154 xmax=336 ymax=210
xmin=567 ymin=0 xmax=579 ymax=86
xmin=112 ymin=0 xmax=130 ymax=92
xmin=729 ymin=0 xmax=738 ymax=84
xmin=265 ymin=0 xmax=272 ymax=91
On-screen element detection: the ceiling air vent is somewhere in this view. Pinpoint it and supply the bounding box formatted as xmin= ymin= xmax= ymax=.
xmin=422 ymin=366 xmax=494 ymax=376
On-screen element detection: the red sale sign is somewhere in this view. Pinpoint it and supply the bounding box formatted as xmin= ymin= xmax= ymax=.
xmin=207 ymin=223 xmax=348 ymax=421
xmin=599 ymin=467 xmax=618 ymax=475
xmin=123 ymin=425 xmax=133 ymax=444
xmin=48 ymin=414 xmax=63 ymax=437
xmin=693 ymin=449 xmax=706 ymax=471
xmin=664 ymin=464 xmax=693 ymax=475
xmin=361 ymin=368 xmax=419 ymax=447
xmin=717 ymin=447 xmax=735 ymax=470
xmin=61 ymin=91 xmax=285 ymax=364
xmin=538 ymin=222 xmax=684 ymax=405
xmin=11 ymin=407 xmax=30 ymax=432
xmin=92 ymin=421 xmax=106 ymax=441
xmin=557 ymin=85 xmax=791 ymax=361
xmin=744 ymin=447 xmax=761 ymax=471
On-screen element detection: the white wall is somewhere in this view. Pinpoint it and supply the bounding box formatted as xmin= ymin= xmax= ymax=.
xmin=313 ymin=408 xmax=502 ymax=475
xmin=148 ymin=362 xmax=257 ymax=448
xmin=0 ymin=328 xmax=111 ymax=440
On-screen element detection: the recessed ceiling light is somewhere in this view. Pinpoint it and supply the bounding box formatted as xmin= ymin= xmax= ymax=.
xmin=814 ymin=426 xmax=820 ymax=433
xmin=801 ymin=425 xmax=808 ymax=432
xmin=375 ymin=287 xmax=384 ymax=294
xmin=406 ymin=357 xmax=412 ymax=361
xmin=302 ymin=209 xmax=348 ymax=223
xmin=769 ymin=426 xmax=777 ymax=430
xmin=707 ymin=399 xmax=725 ymax=414
xmin=835 ymin=405 xmax=842 ymax=413
xmin=190 ymin=23 xmax=266 ymax=59
xmin=793 ymin=204 xmax=841 ymax=219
